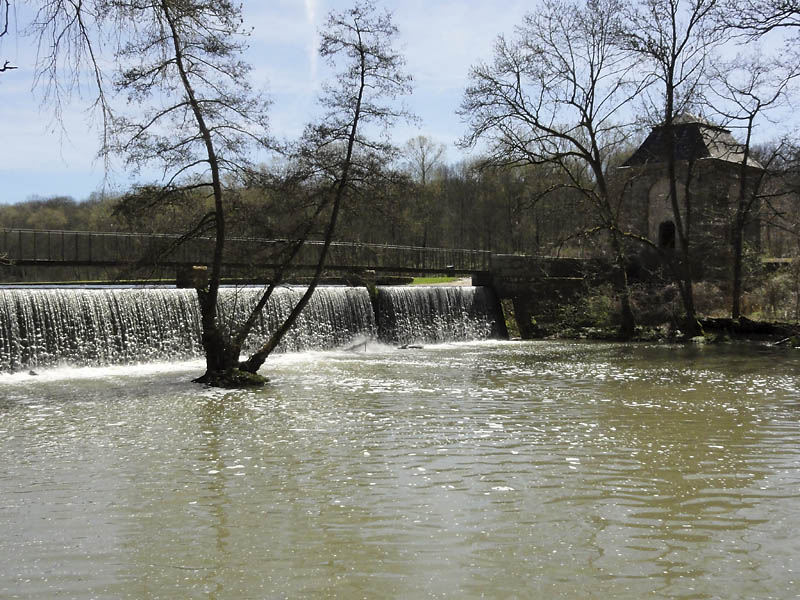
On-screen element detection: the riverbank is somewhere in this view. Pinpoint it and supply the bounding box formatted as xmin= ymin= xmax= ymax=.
xmin=526 ymin=316 xmax=800 ymax=347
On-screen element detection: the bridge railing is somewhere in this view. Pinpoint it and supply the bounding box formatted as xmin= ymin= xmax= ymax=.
xmin=0 ymin=228 xmax=492 ymax=273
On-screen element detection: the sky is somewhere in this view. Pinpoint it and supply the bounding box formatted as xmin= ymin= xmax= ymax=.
xmin=0 ymin=0 xmax=536 ymax=205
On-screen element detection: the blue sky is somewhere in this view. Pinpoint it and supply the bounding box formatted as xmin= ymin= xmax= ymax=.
xmin=1 ymin=1 xmax=794 ymax=206
xmin=0 ymin=0 xmax=534 ymax=205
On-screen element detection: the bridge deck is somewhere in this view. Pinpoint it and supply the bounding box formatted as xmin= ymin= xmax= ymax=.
xmin=1 ymin=228 xmax=491 ymax=276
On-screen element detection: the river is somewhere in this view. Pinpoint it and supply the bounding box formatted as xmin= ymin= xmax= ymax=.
xmin=1 ymin=340 xmax=799 ymax=598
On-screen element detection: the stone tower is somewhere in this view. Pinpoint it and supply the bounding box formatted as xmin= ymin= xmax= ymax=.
xmin=618 ymin=114 xmax=762 ymax=279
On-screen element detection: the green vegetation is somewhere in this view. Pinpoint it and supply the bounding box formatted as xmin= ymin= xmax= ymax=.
xmin=745 ymin=262 xmax=800 ymax=322
xmin=411 ymin=276 xmax=460 ymax=285
xmin=499 ymin=299 xmax=522 ymax=339
xmin=198 ymin=368 xmax=268 ymax=389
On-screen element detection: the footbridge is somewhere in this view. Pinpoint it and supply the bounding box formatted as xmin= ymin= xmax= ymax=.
xmin=0 ymin=228 xmax=593 ymax=337
xmin=0 ymin=228 xmax=492 ymax=280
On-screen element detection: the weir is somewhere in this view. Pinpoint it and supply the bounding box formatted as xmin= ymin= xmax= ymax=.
xmin=376 ymin=286 xmax=505 ymax=345
xmin=0 ymin=286 xmax=505 ymax=372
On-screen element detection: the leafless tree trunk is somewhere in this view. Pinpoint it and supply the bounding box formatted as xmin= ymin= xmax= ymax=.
xmin=239 ymin=0 xmax=413 ymax=374
xmin=706 ymin=55 xmax=798 ymax=318
xmin=460 ymin=0 xmax=649 ymax=336
xmin=624 ymin=0 xmax=725 ymax=337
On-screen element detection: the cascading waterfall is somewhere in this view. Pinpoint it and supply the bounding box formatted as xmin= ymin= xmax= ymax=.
xmin=0 ymin=288 xmax=202 ymax=372
xmin=0 ymin=285 xmax=504 ymax=372
xmin=218 ymin=286 xmax=377 ymax=354
xmin=0 ymin=287 xmax=377 ymax=372
xmin=375 ymin=285 xmax=505 ymax=345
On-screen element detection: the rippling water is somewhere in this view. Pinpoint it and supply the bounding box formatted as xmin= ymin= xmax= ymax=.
xmin=1 ymin=341 xmax=799 ymax=599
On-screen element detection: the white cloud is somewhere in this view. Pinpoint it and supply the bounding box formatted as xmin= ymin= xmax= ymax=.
xmin=305 ymin=0 xmax=320 ymax=79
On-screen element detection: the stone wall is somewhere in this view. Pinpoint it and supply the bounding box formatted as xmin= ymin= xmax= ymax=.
xmin=618 ymin=159 xmax=761 ymax=280
xmin=477 ymin=254 xmax=591 ymax=338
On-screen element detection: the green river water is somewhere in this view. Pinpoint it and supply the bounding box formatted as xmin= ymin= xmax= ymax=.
xmin=1 ymin=340 xmax=799 ymax=599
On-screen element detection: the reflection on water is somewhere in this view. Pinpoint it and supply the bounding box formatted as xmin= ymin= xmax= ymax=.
xmin=1 ymin=341 xmax=799 ymax=598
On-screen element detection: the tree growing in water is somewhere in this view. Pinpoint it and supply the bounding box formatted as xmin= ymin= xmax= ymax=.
xmin=29 ymin=0 xmax=412 ymax=386
xmin=237 ymin=1 xmax=413 ymax=376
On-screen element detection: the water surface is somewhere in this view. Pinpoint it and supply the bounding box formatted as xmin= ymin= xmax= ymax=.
xmin=1 ymin=341 xmax=799 ymax=598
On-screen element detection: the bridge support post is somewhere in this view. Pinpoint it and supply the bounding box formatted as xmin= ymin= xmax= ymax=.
xmin=484 ymin=253 xmax=589 ymax=339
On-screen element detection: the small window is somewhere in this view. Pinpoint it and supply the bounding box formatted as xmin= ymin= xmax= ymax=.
xmin=658 ymin=220 xmax=675 ymax=249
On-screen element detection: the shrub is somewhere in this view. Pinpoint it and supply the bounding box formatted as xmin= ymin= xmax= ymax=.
xmin=556 ymin=284 xmax=617 ymax=329
xmin=692 ymin=281 xmax=728 ymax=317
xmin=744 ymin=269 xmax=797 ymax=321
xmin=631 ymin=283 xmax=682 ymax=326
xmin=585 ymin=285 xmax=615 ymax=327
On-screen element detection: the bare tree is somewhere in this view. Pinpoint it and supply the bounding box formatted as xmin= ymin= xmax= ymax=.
xmin=237 ymin=0 xmax=413 ymax=375
xmin=460 ymin=0 xmax=648 ymax=336
xmin=25 ymin=0 xmax=411 ymax=386
xmin=1 ymin=0 xmax=17 ymax=73
xmin=89 ymin=0 xmax=269 ymax=385
xmin=403 ymin=135 xmax=446 ymax=247
xmin=720 ymin=0 xmax=800 ymax=34
xmin=403 ymin=135 xmax=445 ymax=185
xmin=706 ymin=54 xmax=799 ymax=318
xmin=623 ymin=0 xmax=725 ymax=336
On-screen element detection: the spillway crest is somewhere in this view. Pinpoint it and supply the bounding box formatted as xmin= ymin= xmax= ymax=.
xmin=0 ymin=285 xmax=503 ymax=371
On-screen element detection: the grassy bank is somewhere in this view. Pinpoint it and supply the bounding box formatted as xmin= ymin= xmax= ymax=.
xmin=410 ymin=276 xmax=460 ymax=285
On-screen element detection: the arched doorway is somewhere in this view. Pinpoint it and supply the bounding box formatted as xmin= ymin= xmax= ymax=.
xmin=658 ymin=220 xmax=675 ymax=249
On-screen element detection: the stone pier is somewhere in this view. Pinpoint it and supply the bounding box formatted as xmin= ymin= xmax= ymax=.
xmin=475 ymin=254 xmax=589 ymax=338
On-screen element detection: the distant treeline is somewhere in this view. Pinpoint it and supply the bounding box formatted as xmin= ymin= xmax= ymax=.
xmin=0 ymin=160 xmax=597 ymax=256
xmin=2 ymin=151 xmax=798 ymax=259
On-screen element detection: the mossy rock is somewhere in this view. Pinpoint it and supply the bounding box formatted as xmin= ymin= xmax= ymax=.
xmin=195 ymin=368 xmax=268 ymax=388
